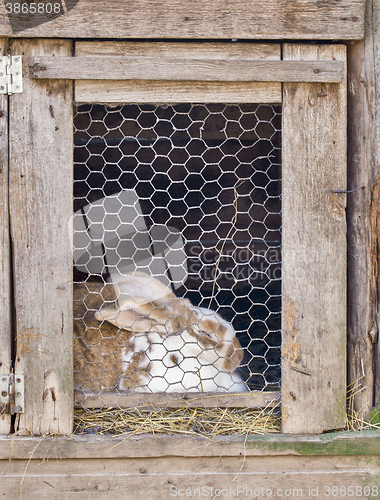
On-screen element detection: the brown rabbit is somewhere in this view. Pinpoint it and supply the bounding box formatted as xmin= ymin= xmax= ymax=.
xmin=74 ymin=272 xmax=248 ymax=393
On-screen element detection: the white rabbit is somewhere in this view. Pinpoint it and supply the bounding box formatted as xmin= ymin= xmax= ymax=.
xmin=74 ymin=272 xmax=248 ymax=393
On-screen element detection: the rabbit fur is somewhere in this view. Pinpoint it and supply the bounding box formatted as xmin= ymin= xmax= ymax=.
xmin=74 ymin=272 xmax=248 ymax=393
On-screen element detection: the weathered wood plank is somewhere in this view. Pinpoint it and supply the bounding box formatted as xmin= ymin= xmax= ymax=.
xmin=0 ymin=38 xmax=10 ymax=435
xmin=74 ymin=42 xmax=282 ymax=104
xmin=32 ymin=57 xmax=345 ymax=83
xmin=0 ymin=0 xmax=365 ymax=40
xmin=370 ymin=0 xmax=380 ymax=413
xmin=75 ymin=41 xmax=282 ymax=59
xmin=9 ymin=39 xmax=73 ymax=435
xmin=2 ymin=430 xmax=380 ymax=460
xmin=75 ymin=391 xmax=280 ymax=409
xmin=75 ymin=80 xmax=282 ymax=104
xmin=0 ymin=434 xmax=380 ymax=499
xmin=282 ymin=45 xmax=347 ymax=434
xmin=347 ymin=0 xmax=380 ymax=418
xmin=0 ymin=455 xmax=379 ymax=500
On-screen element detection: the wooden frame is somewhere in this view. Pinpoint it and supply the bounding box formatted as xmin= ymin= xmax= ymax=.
xmin=0 ymin=41 xmax=347 ymax=435
xmin=0 ymin=0 xmax=378 ymax=494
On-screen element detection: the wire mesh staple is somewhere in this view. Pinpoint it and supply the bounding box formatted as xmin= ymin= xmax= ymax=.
xmin=73 ymin=103 xmax=282 ymax=409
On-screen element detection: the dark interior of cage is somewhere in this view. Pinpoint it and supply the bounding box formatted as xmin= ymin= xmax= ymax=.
xmin=74 ymin=103 xmax=281 ymax=393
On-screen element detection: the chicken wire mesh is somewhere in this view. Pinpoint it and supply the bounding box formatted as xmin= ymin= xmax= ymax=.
xmin=73 ymin=103 xmax=281 ymax=409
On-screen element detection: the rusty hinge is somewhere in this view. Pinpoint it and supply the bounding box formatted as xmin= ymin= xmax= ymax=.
xmin=0 ymin=56 xmax=23 ymax=95
xmin=0 ymin=374 xmax=24 ymax=414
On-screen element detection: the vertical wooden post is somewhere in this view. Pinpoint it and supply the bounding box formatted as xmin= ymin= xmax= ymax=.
xmin=9 ymin=39 xmax=73 ymax=435
xmin=347 ymin=0 xmax=380 ymax=417
xmin=0 ymin=37 xmax=11 ymax=435
xmin=282 ymin=44 xmax=347 ymax=433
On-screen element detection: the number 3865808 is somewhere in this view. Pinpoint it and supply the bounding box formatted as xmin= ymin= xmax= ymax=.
xmin=5 ymin=3 xmax=62 ymax=14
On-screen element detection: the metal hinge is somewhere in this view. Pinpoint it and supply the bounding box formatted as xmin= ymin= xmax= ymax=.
xmin=0 ymin=374 xmax=24 ymax=414
xmin=0 ymin=56 xmax=23 ymax=95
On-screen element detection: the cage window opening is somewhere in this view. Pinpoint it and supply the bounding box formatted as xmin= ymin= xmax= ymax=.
xmin=73 ymin=103 xmax=282 ymax=409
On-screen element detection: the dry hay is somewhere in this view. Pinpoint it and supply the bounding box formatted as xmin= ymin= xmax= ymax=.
xmin=74 ymin=403 xmax=282 ymax=438
xmin=73 ymin=368 xmax=380 ymax=438
xmin=345 ymin=374 xmax=380 ymax=432
xmin=74 ymin=379 xmax=380 ymax=437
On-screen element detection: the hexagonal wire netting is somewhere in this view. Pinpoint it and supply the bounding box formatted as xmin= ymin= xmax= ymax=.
xmin=73 ymin=103 xmax=281 ymax=409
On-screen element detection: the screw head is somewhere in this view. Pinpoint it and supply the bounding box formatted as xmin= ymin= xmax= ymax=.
xmin=16 ymin=378 xmax=21 ymax=384
xmin=15 ymin=405 xmax=22 ymax=412
xmin=1 ymin=391 xmax=7 ymax=397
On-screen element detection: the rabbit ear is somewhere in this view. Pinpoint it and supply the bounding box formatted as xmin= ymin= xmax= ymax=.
xmin=109 ymin=270 xmax=175 ymax=307
xmin=94 ymin=305 xmax=167 ymax=333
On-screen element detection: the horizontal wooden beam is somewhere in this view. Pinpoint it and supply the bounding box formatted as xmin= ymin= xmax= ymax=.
xmin=1 ymin=431 xmax=380 ymax=459
xmin=0 ymin=0 xmax=365 ymax=40
xmin=31 ymin=57 xmax=345 ymax=82
xmin=75 ymin=41 xmax=282 ymax=60
xmin=74 ymin=391 xmax=280 ymax=409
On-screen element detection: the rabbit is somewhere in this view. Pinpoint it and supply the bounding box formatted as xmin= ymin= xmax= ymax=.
xmin=74 ymin=272 xmax=248 ymax=393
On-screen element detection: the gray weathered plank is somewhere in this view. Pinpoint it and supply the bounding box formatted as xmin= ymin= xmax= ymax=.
xmin=368 ymin=0 xmax=380 ymax=412
xmin=1 ymin=457 xmax=379 ymax=500
xmin=282 ymin=44 xmax=347 ymax=434
xmin=75 ymin=391 xmax=280 ymax=410
xmin=0 ymin=0 xmax=365 ymax=40
xmin=347 ymin=0 xmax=380 ymax=418
xmin=0 ymin=38 xmax=10 ymax=435
xmin=1 ymin=434 xmax=380 ymax=499
xmin=74 ymin=42 xmax=282 ymax=103
xmin=75 ymin=41 xmax=282 ymax=60
xmin=2 ymin=430 xmax=380 ymax=460
xmin=9 ymin=39 xmax=73 ymax=435
xmin=75 ymin=80 xmax=282 ymax=104
xmin=0 ymin=433 xmax=379 ymax=499
xmin=31 ymin=56 xmax=345 ymax=82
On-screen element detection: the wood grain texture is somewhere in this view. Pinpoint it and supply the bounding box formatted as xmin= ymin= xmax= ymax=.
xmin=282 ymin=45 xmax=347 ymax=434
xmin=9 ymin=39 xmax=73 ymax=435
xmin=0 ymin=454 xmax=379 ymax=500
xmin=2 ymin=430 xmax=380 ymax=459
xmin=370 ymin=0 xmax=380 ymax=412
xmin=347 ymin=0 xmax=380 ymax=416
xmin=31 ymin=57 xmax=345 ymax=83
xmin=75 ymin=41 xmax=282 ymax=59
xmin=75 ymin=391 xmax=280 ymax=409
xmin=0 ymin=38 xmax=10 ymax=435
xmin=74 ymin=42 xmax=282 ymax=104
xmin=75 ymin=80 xmax=282 ymax=104
xmin=0 ymin=0 xmax=365 ymax=39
